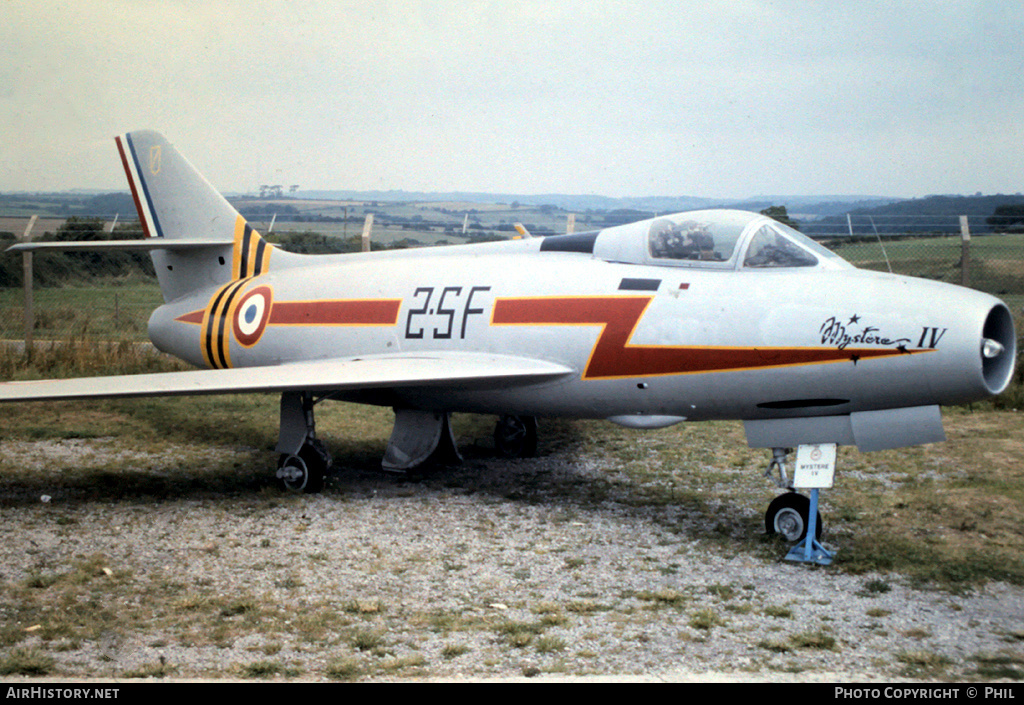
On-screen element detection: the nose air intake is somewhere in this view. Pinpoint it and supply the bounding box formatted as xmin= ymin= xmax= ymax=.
xmin=981 ymin=303 xmax=1016 ymax=395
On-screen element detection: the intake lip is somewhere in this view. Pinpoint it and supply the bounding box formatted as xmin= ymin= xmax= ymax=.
xmin=981 ymin=303 xmax=1016 ymax=395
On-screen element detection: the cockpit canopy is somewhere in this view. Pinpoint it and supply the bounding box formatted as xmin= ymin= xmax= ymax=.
xmin=583 ymin=209 xmax=850 ymax=270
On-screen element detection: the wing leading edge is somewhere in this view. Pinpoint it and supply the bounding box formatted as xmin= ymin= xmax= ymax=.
xmin=0 ymin=352 xmax=574 ymax=403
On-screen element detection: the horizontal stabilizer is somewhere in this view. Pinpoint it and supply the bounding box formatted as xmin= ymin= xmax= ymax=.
xmin=6 ymin=239 xmax=231 ymax=253
xmin=0 ymin=352 xmax=574 ymax=403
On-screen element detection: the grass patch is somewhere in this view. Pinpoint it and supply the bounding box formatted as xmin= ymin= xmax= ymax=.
xmin=897 ymin=650 xmax=954 ymax=678
xmin=325 ymin=657 xmax=363 ymax=681
xmin=121 ymin=661 xmax=176 ymax=679
xmin=790 ymin=630 xmax=838 ymax=651
xmin=494 ymin=619 xmax=548 ymax=648
xmin=972 ymin=652 xmax=1024 ymax=680
xmin=689 ymin=608 xmax=727 ymax=631
xmin=860 ymin=578 xmax=892 ymax=595
xmin=240 ymin=660 xmax=303 ymax=679
xmin=350 ymin=629 xmax=387 ymax=653
xmin=441 ymin=644 xmax=471 ymax=660
xmin=757 ymin=639 xmax=792 ymax=653
xmin=0 ymin=647 xmax=54 ymax=676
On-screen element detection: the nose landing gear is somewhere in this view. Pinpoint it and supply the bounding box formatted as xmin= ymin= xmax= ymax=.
xmin=762 ymin=446 xmax=834 ymax=565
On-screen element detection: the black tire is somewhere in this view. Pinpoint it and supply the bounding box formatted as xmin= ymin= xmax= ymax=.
xmin=765 ymin=492 xmax=822 ymax=542
xmin=494 ymin=415 xmax=538 ymax=458
xmin=278 ymin=440 xmax=330 ymax=493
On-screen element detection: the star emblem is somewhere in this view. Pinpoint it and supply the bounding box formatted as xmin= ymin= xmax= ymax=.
xmin=848 ymin=314 xmax=860 ymax=324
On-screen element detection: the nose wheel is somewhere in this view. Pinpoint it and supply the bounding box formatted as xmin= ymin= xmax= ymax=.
xmin=761 ymin=446 xmax=835 ymax=565
xmin=765 ymin=491 xmax=822 ymax=543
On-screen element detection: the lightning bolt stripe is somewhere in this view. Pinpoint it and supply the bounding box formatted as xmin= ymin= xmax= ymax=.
xmin=492 ymin=296 xmax=927 ymax=380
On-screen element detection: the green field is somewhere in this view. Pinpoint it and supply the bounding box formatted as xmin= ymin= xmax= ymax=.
xmin=0 ymin=282 xmax=162 ymax=342
xmin=829 ymin=232 xmax=1024 ymax=303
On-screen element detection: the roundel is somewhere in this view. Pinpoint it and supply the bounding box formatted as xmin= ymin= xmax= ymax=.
xmin=233 ymin=285 xmax=273 ymax=347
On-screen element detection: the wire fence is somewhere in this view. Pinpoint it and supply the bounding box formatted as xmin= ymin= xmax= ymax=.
xmin=803 ymin=215 xmax=1024 ymax=307
xmin=1 ymin=212 xmax=1022 ymax=352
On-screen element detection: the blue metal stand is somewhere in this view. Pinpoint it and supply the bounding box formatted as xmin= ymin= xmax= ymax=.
xmin=785 ymin=488 xmax=835 ymax=566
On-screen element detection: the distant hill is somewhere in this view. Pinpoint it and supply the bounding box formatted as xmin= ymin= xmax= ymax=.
xmin=7 ymin=190 xmax=1023 ymax=234
xmin=295 ymin=190 xmax=724 ymax=213
xmin=721 ymin=196 xmax=902 ymax=218
xmin=294 ymin=190 xmax=910 ymax=218
xmin=805 ymin=194 xmax=1024 ymax=237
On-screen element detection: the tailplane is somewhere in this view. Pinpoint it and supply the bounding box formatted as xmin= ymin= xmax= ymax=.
xmin=115 ymin=130 xmax=273 ymax=301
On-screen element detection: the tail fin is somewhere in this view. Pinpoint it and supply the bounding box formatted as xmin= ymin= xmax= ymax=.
xmin=115 ymin=130 xmax=272 ymax=301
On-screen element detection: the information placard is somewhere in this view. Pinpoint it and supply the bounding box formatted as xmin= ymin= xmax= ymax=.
xmin=792 ymin=443 xmax=837 ymax=489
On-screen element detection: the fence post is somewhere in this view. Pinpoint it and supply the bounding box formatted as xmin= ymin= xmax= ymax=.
xmin=361 ymin=214 xmax=374 ymax=252
xmin=959 ymin=215 xmax=971 ymax=288
xmin=20 ymin=215 xmax=38 ymax=359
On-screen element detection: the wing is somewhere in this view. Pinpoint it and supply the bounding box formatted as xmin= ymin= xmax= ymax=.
xmin=0 ymin=352 xmax=574 ymax=403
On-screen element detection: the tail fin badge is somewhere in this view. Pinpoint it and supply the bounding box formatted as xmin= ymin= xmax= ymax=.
xmin=149 ymin=145 xmax=162 ymax=175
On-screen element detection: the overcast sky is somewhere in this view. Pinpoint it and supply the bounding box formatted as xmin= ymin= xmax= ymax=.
xmin=3 ymin=0 xmax=1022 ymax=199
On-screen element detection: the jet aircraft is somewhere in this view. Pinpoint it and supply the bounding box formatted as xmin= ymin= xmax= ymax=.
xmin=2 ymin=131 xmax=1016 ymax=545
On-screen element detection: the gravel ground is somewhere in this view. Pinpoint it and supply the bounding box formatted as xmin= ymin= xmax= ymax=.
xmin=1 ymin=437 xmax=1022 ymax=683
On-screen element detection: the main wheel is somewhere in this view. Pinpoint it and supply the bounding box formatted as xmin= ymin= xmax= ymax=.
xmin=277 ymin=439 xmax=331 ymax=493
xmin=765 ymin=492 xmax=822 ymax=542
xmin=494 ymin=415 xmax=538 ymax=458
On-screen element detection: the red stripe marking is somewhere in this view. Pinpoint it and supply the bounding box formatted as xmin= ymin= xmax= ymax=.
xmin=176 ymin=310 xmax=205 ymax=324
xmin=269 ymin=300 xmax=401 ymax=326
xmin=115 ymin=136 xmax=150 ymax=240
xmin=176 ymin=299 xmax=402 ymax=327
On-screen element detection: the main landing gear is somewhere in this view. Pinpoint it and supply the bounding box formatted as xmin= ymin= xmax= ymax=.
xmin=763 ymin=447 xmax=822 ymax=542
xmin=494 ymin=415 xmax=538 ymax=458
xmin=275 ymin=391 xmax=333 ymax=493
xmin=273 ymin=391 xmax=544 ymax=492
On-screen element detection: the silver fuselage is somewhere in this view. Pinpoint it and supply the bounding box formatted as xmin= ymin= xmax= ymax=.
xmin=148 ymin=234 xmax=1015 ymax=427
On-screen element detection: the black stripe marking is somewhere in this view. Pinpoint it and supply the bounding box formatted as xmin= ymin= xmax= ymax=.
xmin=205 ymin=284 xmax=234 ymax=368
xmin=539 ymin=231 xmax=599 ymax=253
xmin=619 ymin=278 xmax=661 ymax=291
xmin=215 ymin=280 xmax=248 ymax=368
xmin=241 ymin=224 xmax=253 ymax=277
xmin=253 ymin=237 xmax=267 ymax=276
